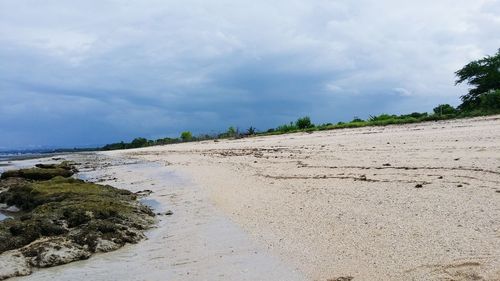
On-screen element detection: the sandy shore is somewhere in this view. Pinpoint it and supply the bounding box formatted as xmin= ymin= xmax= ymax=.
xmin=7 ymin=115 xmax=500 ymax=281
xmin=120 ymin=115 xmax=500 ymax=281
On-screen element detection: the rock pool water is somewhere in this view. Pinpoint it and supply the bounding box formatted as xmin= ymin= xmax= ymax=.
xmin=0 ymin=213 xmax=9 ymax=221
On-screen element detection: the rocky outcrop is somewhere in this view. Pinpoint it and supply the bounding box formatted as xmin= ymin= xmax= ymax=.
xmin=0 ymin=163 xmax=155 ymax=280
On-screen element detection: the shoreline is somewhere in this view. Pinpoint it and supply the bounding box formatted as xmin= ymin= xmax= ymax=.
xmin=120 ymin=115 xmax=500 ymax=280
xmin=8 ymin=153 xmax=305 ymax=281
xmin=3 ymin=114 xmax=499 ymax=280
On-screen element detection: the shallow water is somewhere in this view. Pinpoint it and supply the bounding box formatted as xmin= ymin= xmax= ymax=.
xmin=0 ymin=213 xmax=9 ymax=221
xmin=139 ymin=198 xmax=166 ymax=213
xmin=11 ymin=156 xmax=305 ymax=281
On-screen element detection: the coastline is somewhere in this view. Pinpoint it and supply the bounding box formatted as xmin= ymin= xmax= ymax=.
xmin=8 ymin=153 xmax=305 ymax=281
xmin=119 ymin=115 xmax=500 ymax=280
xmin=3 ymin=114 xmax=500 ymax=280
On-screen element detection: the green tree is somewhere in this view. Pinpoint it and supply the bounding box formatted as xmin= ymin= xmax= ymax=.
xmin=455 ymin=49 xmax=500 ymax=109
xmin=130 ymin=137 xmax=148 ymax=148
xmin=180 ymin=131 xmax=192 ymax=142
xmin=433 ymin=104 xmax=457 ymax=116
xmin=479 ymin=90 xmax=500 ymax=111
xmin=296 ymin=116 xmax=313 ymax=129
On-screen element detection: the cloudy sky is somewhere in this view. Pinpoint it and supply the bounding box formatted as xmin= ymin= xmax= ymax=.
xmin=1 ymin=0 xmax=499 ymax=149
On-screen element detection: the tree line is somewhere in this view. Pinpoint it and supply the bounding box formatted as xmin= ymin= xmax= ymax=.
xmin=102 ymin=49 xmax=500 ymax=151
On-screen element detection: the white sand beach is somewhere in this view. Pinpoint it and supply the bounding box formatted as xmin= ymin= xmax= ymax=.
xmin=11 ymin=115 xmax=500 ymax=281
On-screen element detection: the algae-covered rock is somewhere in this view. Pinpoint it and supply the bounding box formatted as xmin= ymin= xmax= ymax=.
xmin=0 ymin=161 xmax=78 ymax=181
xmin=0 ymin=163 xmax=155 ymax=279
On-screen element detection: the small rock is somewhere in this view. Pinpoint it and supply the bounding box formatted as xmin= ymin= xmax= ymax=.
xmin=382 ymin=163 xmax=391 ymax=167
xmin=328 ymin=277 xmax=354 ymax=281
xmin=438 ymin=176 xmax=443 ymax=179
xmin=164 ymin=210 xmax=173 ymax=216
xmin=359 ymin=175 xmax=367 ymax=181
xmin=415 ymin=184 xmax=423 ymax=188
xmin=457 ymin=184 xmax=463 ymax=187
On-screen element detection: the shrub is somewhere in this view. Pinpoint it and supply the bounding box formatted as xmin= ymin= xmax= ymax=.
xmin=295 ymin=116 xmax=314 ymax=129
xmin=247 ymin=126 xmax=256 ymax=135
xmin=276 ymin=122 xmax=298 ymax=132
xmin=130 ymin=137 xmax=148 ymax=148
xmin=180 ymin=131 xmax=192 ymax=142
xmin=479 ymin=90 xmax=500 ymax=110
xmin=433 ymin=104 xmax=457 ymax=116
xmin=227 ymin=126 xmax=237 ymax=137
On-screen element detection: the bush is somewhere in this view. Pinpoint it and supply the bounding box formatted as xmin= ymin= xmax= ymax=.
xmin=433 ymin=104 xmax=457 ymax=115
xmin=368 ymin=114 xmax=395 ymax=122
xmin=276 ymin=122 xmax=298 ymax=133
xmin=295 ymin=116 xmax=314 ymax=129
xmin=227 ymin=126 xmax=237 ymax=137
xmin=180 ymin=131 xmax=192 ymax=142
xmin=479 ymin=90 xmax=500 ymax=110
xmin=130 ymin=137 xmax=148 ymax=148
xmin=247 ymin=126 xmax=256 ymax=135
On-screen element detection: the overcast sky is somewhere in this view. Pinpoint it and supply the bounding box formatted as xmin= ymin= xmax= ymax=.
xmin=1 ymin=0 xmax=499 ymax=149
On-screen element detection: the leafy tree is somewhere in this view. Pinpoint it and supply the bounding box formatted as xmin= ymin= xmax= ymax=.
xmin=130 ymin=137 xmax=148 ymax=148
xmin=180 ymin=131 xmax=192 ymax=142
xmin=433 ymin=104 xmax=458 ymax=115
xmin=479 ymin=90 xmax=500 ymax=110
xmin=455 ymin=49 xmax=500 ymax=109
xmin=296 ymin=116 xmax=313 ymax=129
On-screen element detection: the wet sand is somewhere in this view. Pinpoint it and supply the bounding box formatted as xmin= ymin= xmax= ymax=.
xmin=6 ymin=115 xmax=500 ymax=280
xmin=10 ymin=156 xmax=305 ymax=281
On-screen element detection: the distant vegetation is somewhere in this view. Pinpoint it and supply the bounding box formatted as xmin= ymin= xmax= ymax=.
xmin=101 ymin=49 xmax=500 ymax=151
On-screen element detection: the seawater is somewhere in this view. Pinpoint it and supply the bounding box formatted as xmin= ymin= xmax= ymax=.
xmin=0 ymin=213 xmax=9 ymax=221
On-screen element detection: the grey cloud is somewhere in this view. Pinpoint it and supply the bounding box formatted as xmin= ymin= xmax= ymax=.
xmin=0 ymin=0 xmax=499 ymax=148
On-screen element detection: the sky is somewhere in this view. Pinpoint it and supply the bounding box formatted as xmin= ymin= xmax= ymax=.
xmin=1 ymin=0 xmax=500 ymax=149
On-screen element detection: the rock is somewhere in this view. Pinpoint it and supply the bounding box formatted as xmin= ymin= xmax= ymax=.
xmin=95 ymin=238 xmax=120 ymax=252
xmin=0 ymin=250 xmax=31 ymax=280
xmin=0 ymin=163 xmax=155 ymax=278
xmin=22 ymin=238 xmax=91 ymax=268
xmin=382 ymin=163 xmax=391 ymax=166
xmin=415 ymin=184 xmax=423 ymax=188
xmin=328 ymin=277 xmax=354 ymax=281
xmin=0 ymin=167 xmax=73 ymax=180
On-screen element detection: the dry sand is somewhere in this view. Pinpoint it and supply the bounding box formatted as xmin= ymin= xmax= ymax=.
xmin=122 ymin=116 xmax=500 ymax=281
xmin=9 ymin=115 xmax=500 ymax=281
